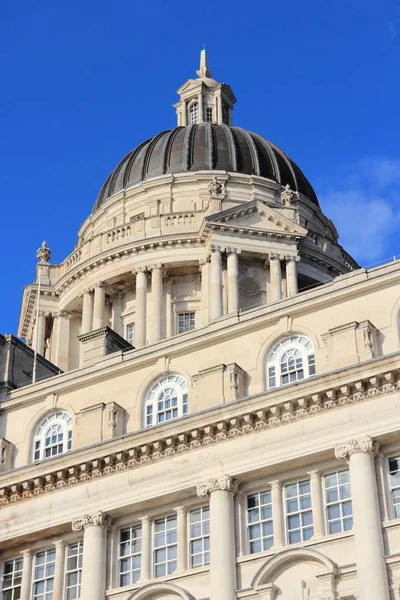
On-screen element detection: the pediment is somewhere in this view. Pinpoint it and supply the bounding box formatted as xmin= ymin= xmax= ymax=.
xmin=176 ymin=79 xmax=202 ymax=94
xmin=205 ymin=200 xmax=308 ymax=239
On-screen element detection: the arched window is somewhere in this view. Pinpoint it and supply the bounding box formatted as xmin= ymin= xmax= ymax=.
xmin=189 ymin=103 xmax=199 ymax=124
xmin=33 ymin=411 xmax=72 ymax=461
xmin=145 ymin=375 xmax=188 ymax=427
xmin=266 ymin=335 xmax=316 ymax=390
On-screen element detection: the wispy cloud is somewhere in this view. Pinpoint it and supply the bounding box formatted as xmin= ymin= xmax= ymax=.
xmin=318 ymin=157 xmax=400 ymax=265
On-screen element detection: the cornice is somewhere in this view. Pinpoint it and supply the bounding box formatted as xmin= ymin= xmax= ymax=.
xmin=1 ymin=363 xmax=399 ymax=507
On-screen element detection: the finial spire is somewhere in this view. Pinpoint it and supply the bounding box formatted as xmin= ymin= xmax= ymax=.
xmin=196 ymin=47 xmax=212 ymax=78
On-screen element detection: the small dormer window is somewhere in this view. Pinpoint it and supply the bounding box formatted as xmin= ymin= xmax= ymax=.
xmin=206 ymin=107 xmax=213 ymax=123
xmin=190 ymin=103 xmax=199 ymax=124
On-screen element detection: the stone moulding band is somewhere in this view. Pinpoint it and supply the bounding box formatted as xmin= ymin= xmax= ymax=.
xmin=0 ymin=369 xmax=399 ymax=507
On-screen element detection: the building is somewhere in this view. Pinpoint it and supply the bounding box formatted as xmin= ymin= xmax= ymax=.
xmin=1 ymin=50 xmax=399 ymax=600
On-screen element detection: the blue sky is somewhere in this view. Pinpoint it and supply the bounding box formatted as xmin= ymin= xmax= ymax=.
xmin=1 ymin=0 xmax=399 ymax=335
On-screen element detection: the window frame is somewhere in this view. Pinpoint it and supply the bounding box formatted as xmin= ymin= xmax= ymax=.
xmin=189 ymin=506 xmax=210 ymax=568
xmin=189 ymin=102 xmax=199 ymax=125
xmin=118 ymin=524 xmax=142 ymax=587
xmin=2 ymin=557 xmax=23 ymax=600
xmin=152 ymin=515 xmax=178 ymax=578
xmin=266 ymin=335 xmax=316 ymax=390
xmin=126 ymin=323 xmax=135 ymax=347
xmin=32 ymin=548 xmax=56 ymax=600
xmin=64 ymin=541 xmax=83 ymax=600
xmin=144 ymin=375 xmax=189 ymax=428
xmin=177 ymin=312 xmax=196 ymax=334
xmin=206 ymin=107 xmax=213 ymax=123
xmin=323 ymin=469 xmax=353 ymax=535
xmin=388 ymin=454 xmax=400 ymax=519
xmin=32 ymin=411 xmax=73 ymax=462
xmin=284 ymin=479 xmax=314 ymax=545
xmin=246 ymin=489 xmax=274 ymax=554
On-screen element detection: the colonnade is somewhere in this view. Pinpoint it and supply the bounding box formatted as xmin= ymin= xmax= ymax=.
xmin=16 ymin=437 xmax=390 ymax=600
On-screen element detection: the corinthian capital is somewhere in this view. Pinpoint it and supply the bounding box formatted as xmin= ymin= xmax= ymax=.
xmin=196 ymin=475 xmax=239 ymax=498
xmin=334 ymin=435 xmax=380 ymax=461
xmin=72 ymin=511 xmax=113 ymax=531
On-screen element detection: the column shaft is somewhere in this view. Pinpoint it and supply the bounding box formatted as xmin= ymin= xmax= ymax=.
xmin=36 ymin=312 xmax=46 ymax=355
xmin=52 ymin=541 xmax=65 ymax=600
xmin=81 ymin=291 xmax=94 ymax=334
xmin=270 ymin=481 xmax=285 ymax=547
xmin=135 ymin=270 xmax=147 ymax=348
xmin=198 ymin=476 xmax=238 ymax=600
xmin=93 ymin=284 xmax=106 ymax=330
xmin=76 ymin=515 xmax=111 ymax=600
xmin=308 ymin=470 xmax=325 ymax=538
xmin=175 ymin=506 xmax=187 ymax=572
xmin=20 ymin=550 xmax=33 ymax=600
xmin=227 ymin=251 xmax=239 ymax=313
xmin=335 ymin=438 xmax=389 ymax=600
xmin=111 ymin=295 xmax=123 ymax=336
xmin=181 ymin=101 xmax=187 ymax=126
xmin=209 ymin=249 xmax=223 ymax=320
xmin=286 ymin=258 xmax=298 ymax=297
xmin=55 ymin=311 xmax=71 ymax=372
xmin=151 ymin=265 xmax=163 ymax=343
xmin=269 ymin=257 xmax=282 ymax=302
xmin=140 ymin=516 xmax=151 ymax=581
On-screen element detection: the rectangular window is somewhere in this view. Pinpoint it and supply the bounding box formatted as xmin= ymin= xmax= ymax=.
xmin=324 ymin=470 xmax=353 ymax=534
xmin=247 ymin=490 xmax=273 ymax=553
xmin=2 ymin=558 xmax=23 ymax=600
xmin=153 ymin=515 xmax=177 ymax=578
xmin=65 ymin=542 xmax=83 ymax=600
xmin=178 ymin=312 xmax=196 ymax=334
xmin=206 ymin=107 xmax=213 ymax=123
xmin=33 ymin=549 xmax=56 ymax=600
xmin=285 ymin=480 xmax=313 ymax=544
xmin=389 ymin=456 xmax=400 ymax=518
xmin=189 ymin=507 xmax=210 ymax=567
xmin=118 ymin=525 xmax=142 ymax=586
xmin=126 ymin=323 xmax=135 ymax=346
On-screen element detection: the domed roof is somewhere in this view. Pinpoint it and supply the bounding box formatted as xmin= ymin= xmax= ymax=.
xmin=92 ymin=124 xmax=319 ymax=213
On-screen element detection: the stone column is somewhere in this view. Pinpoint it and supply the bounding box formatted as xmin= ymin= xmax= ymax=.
xmin=376 ymin=453 xmax=391 ymax=522
xmin=270 ymin=480 xmax=285 ymax=547
xmin=335 ymin=437 xmax=389 ymax=600
xmin=269 ymin=255 xmax=282 ymax=302
xmin=198 ymin=93 xmax=204 ymax=122
xmin=93 ymin=283 xmax=106 ymax=330
xmin=81 ymin=289 xmax=94 ymax=334
xmin=197 ymin=475 xmax=238 ymax=600
xmin=20 ymin=549 xmax=33 ymax=600
xmin=52 ymin=540 xmax=65 ymax=600
xmin=308 ymin=470 xmax=325 ymax=538
xmin=235 ymin=493 xmax=247 ymax=557
xmin=110 ymin=294 xmax=123 ymax=336
xmin=151 ymin=263 xmax=163 ymax=343
xmin=139 ymin=515 xmax=151 ymax=581
xmin=286 ymin=257 xmax=298 ymax=297
xmin=108 ymin=526 xmax=118 ymax=589
xmin=55 ymin=311 xmax=71 ymax=372
xmin=216 ymin=93 xmax=223 ymax=124
xmin=35 ymin=311 xmax=46 ymax=355
xmin=134 ymin=268 xmax=147 ymax=348
xmin=175 ymin=505 xmax=187 ymax=572
xmin=72 ymin=512 xmax=112 ymax=600
xmin=227 ymin=249 xmax=240 ymax=314
xmin=200 ymin=258 xmax=210 ymax=325
xmin=181 ymin=101 xmax=187 ymax=126
xmin=209 ymin=247 xmax=223 ymax=320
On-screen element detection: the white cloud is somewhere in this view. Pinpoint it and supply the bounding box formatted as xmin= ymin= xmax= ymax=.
xmin=318 ymin=158 xmax=400 ymax=265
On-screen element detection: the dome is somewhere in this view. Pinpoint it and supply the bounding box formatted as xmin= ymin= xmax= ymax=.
xmin=92 ymin=124 xmax=319 ymax=213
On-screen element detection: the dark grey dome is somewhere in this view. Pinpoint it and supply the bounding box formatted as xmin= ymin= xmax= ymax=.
xmin=92 ymin=124 xmax=319 ymax=212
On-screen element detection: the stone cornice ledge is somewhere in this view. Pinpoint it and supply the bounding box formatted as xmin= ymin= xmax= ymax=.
xmin=1 ymin=363 xmax=400 ymax=507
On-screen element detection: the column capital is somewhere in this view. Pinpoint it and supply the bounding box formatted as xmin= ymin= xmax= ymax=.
xmin=149 ymin=262 xmax=163 ymax=271
xmin=140 ymin=514 xmax=151 ymax=524
xmin=174 ymin=505 xmax=186 ymax=514
xmin=72 ymin=511 xmax=113 ymax=531
xmin=59 ymin=310 xmax=73 ymax=319
xmin=53 ymin=539 xmax=65 ymax=549
xmin=285 ymin=255 xmax=300 ymax=263
xmin=226 ymin=247 xmax=241 ymax=255
xmin=20 ymin=548 xmax=32 ymax=557
xmin=94 ymin=281 xmax=105 ymax=289
xmin=133 ymin=266 xmax=148 ymax=275
xmin=197 ymin=475 xmax=239 ymax=497
xmin=269 ymin=479 xmax=282 ymax=489
xmin=210 ymin=244 xmax=224 ymax=253
xmin=334 ymin=435 xmax=380 ymax=461
xmin=307 ymin=469 xmax=321 ymax=478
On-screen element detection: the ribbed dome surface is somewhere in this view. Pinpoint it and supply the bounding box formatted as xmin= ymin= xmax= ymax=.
xmin=93 ymin=124 xmax=319 ymax=212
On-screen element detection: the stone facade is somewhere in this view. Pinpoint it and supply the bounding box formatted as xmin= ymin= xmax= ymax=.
xmin=2 ymin=52 xmax=400 ymax=600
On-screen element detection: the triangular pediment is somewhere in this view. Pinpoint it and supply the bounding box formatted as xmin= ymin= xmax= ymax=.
xmin=205 ymin=200 xmax=308 ymax=238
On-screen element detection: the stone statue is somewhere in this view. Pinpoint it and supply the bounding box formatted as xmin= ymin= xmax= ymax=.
xmin=281 ymin=184 xmax=298 ymax=206
xmin=36 ymin=241 xmax=51 ymax=263
xmin=208 ymin=176 xmax=224 ymax=198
